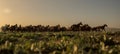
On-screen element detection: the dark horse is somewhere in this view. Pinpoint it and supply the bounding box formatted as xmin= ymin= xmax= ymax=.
xmin=92 ymin=24 xmax=108 ymax=31
xmin=70 ymin=22 xmax=83 ymax=31
xmin=81 ymin=24 xmax=91 ymax=31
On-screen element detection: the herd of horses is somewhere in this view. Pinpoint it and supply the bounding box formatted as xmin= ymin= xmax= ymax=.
xmin=70 ymin=22 xmax=107 ymax=31
xmin=1 ymin=22 xmax=108 ymax=32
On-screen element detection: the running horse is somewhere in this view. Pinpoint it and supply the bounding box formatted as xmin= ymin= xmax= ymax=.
xmin=92 ymin=24 xmax=108 ymax=31
xmin=70 ymin=22 xmax=83 ymax=31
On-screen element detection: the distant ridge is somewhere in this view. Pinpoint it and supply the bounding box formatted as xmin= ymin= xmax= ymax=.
xmin=106 ymin=27 xmax=120 ymax=32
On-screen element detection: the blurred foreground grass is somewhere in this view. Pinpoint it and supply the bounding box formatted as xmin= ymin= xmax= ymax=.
xmin=0 ymin=31 xmax=120 ymax=54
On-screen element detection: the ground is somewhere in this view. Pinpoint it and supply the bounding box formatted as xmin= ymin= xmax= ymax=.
xmin=0 ymin=31 xmax=120 ymax=54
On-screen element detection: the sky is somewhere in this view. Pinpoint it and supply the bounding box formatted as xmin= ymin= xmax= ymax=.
xmin=0 ymin=0 xmax=120 ymax=28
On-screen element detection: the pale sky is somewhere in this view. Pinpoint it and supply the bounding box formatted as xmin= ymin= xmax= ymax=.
xmin=0 ymin=0 xmax=120 ymax=28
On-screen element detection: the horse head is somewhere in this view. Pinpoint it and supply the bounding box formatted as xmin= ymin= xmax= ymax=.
xmin=103 ymin=24 xmax=108 ymax=27
xmin=77 ymin=22 xmax=83 ymax=25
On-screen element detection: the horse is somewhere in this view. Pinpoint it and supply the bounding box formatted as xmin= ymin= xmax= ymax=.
xmin=81 ymin=24 xmax=91 ymax=31
xmin=92 ymin=24 xmax=108 ymax=31
xmin=70 ymin=22 xmax=83 ymax=31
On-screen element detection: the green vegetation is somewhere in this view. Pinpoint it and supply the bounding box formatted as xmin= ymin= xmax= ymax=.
xmin=0 ymin=31 xmax=120 ymax=54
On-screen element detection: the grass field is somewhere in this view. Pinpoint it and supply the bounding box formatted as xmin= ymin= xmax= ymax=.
xmin=0 ymin=31 xmax=120 ymax=54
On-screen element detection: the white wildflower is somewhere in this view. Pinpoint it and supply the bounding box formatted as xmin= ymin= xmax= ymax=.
xmin=100 ymin=42 xmax=105 ymax=51
xmin=31 ymin=44 xmax=34 ymax=51
xmin=73 ymin=44 xmax=78 ymax=54
xmin=103 ymin=35 xmax=106 ymax=41
xmin=108 ymin=49 xmax=113 ymax=54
